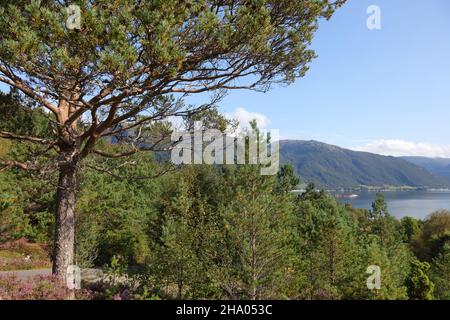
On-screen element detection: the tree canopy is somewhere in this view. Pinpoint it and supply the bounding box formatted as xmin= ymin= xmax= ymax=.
xmin=0 ymin=0 xmax=345 ymax=164
xmin=0 ymin=0 xmax=345 ymax=277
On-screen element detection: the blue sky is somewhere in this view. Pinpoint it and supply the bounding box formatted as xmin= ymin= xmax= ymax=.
xmin=217 ymin=0 xmax=450 ymax=157
xmin=1 ymin=0 xmax=449 ymax=157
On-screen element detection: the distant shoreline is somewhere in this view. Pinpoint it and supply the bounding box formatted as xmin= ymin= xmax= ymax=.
xmin=292 ymin=187 xmax=450 ymax=194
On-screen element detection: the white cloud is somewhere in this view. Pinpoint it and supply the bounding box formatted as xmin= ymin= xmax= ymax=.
xmin=354 ymin=139 xmax=450 ymax=158
xmin=227 ymin=107 xmax=270 ymax=130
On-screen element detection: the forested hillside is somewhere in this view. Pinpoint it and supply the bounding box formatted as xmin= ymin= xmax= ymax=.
xmin=402 ymin=157 xmax=450 ymax=180
xmin=279 ymin=140 xmax=450 ymax=189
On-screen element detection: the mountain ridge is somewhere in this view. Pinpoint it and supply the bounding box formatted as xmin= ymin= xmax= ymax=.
xmin=279 ymin=140 xmax=450 ymax=189
xmin=401 ymin=156 xmax=450 ymax=179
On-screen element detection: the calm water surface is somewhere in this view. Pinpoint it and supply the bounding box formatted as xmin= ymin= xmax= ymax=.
xmin=336 ymin=190 xmax=450 ymax=219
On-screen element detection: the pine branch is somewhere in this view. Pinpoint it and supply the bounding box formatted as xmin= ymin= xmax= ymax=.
xmin=0 ymin=131 xmax=57 ymax=146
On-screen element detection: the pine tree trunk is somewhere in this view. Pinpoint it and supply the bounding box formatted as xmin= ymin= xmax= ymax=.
xmin=52 ymin=158 xmax=77 ymax=280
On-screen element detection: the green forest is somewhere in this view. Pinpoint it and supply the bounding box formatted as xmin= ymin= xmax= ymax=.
xmin=1 ymin=90 xmax=449 ymax=300
xmin=0 ymin=0 xmax=449 ymax=302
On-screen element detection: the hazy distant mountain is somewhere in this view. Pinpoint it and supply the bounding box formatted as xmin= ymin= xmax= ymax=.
xmin=401 ymin=157 xmax=450 ymax=179
xmin=279 ymin=140 xmax=450 ymax=188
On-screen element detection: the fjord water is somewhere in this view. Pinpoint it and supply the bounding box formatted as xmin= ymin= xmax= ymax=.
xmin=336 ymin=190 xmax=450 ymax=219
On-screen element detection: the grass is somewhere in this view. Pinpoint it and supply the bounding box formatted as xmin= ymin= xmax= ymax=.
xmin=0 ymin=240 xmax=51 ymax=271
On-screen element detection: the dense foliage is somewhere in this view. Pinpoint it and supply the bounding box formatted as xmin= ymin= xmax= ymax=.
xmin=1 ymin=1 xmax=447 ymax=300
xmin=1 ymin=86 xmax=449 ymax=301
xmin=1 ymin=126 xmax=449 ymax=299
xmin=0 ymin=0 xmax=347 ymax=277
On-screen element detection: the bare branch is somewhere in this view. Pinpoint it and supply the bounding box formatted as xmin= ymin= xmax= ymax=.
xmin=0 ymin=159 xmax=37 ymax=171
xmin=0 ymin=131 xmax=57 ymax=146
xmin=0 ymin=65 xmax=59 ymax=116
xmin=92 ymin=148 xmax=138 ymax=159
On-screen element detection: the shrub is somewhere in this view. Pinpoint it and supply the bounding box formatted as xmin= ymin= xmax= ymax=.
xmin=0 ymin=274 xmax=94 ymax=300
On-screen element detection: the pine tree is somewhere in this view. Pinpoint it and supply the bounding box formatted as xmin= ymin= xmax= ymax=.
xmin=215 ymin=164 xmax=295 ymax=300
xmin=400 ymin=216 xmax=421 ymax=243
xmin=294 ymin=188 xmax=364 ymax=300
xmin=275 ymin=164 xmax=300 ymax=194
xmin=406 ymin=258 xmax=434 ymax=300
xmin=356 ymin=194 xmax=412 ymax=300
xmin=362 ymin=239 xmax=410 ymax=300
xmin=430 ymin=244 xmax=450 ymax=300
xmin=0 ymin=0 xmax=345 ymax=277
xmin=369 ymin=193 xmax=402 ymax=247
xmin=153 ymin=166 xmax=225 ymax=299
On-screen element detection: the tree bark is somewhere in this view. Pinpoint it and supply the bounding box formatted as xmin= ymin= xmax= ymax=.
xmin=52 ymin=157 xmax=77 ymax=280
